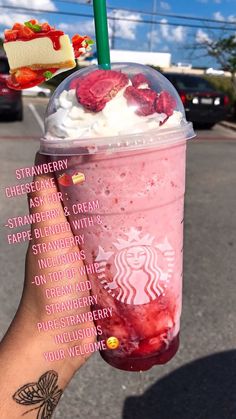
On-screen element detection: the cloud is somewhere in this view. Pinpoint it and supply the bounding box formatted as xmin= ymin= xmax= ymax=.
xmin=212 ymin=11 xmax=236 ymax=22
xmin=0 ymin=0 xmax=56 ymax=11
xmin=214 ymin=0 xmax=221 ymax=3
xmin=146 ymin=29 xmax=161 ymax=46
xmin=59 ymin=10 xmax=142 ymax=43
xmin=147 ymin=19 xmax=186 ymax=51
xmin=160 ymin=19 xmax=187 ymax=43
xmin=58 ymin=20 xmax=95 ymax=36
xmin=108 ymin=10 xmax=142 ymax=41
xmin=213 ymin=11 xmax=224 ymax=20
xmin=195 ymin=28 xmax=212 ymax=44
xmin=0 ymin=0 xmax=57 ymax=32
xmin=160 ymin=1 xmax=171 ymax=10
xmin=228 ymin=14 xmax=236 ymax=22
xmin=161 ymin=45 xmax=170 ymax=52
xmin=0 ymin=12 xmax=35 ymax=32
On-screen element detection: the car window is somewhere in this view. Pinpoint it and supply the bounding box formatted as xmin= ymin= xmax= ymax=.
xmin=174 ymin=76 xmax=214 ymax=91
xmin=0 ymin=59 xmax=10 ymax=74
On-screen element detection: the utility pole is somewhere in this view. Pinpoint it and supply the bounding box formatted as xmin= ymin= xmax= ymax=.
xmin=149 ymin=0 xmax=157 ymax=52
xmin=111 ymin=14 xmax=116 ymax=49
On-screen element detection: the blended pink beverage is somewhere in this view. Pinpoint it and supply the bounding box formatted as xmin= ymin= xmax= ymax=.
xmin=41 ymin=63 xmax=195 ymax=371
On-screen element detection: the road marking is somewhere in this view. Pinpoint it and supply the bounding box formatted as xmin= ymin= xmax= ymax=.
xmin=28 ymin=103 xmax=44 ymax=133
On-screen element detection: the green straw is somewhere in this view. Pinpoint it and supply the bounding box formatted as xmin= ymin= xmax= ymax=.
xmin=93 ymin=0 xmax=111 ymax=70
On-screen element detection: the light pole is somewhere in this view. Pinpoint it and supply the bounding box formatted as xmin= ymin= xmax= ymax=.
xmin=149 ymin=0 xmax=157 ymax=52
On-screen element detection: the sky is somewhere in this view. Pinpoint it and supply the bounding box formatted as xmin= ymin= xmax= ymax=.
xmin=0 ymin=0 xmax=236 ymax=67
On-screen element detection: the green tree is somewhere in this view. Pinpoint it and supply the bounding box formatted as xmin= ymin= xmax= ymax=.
xmin=196 ymin=33 xmax=236 ymax=97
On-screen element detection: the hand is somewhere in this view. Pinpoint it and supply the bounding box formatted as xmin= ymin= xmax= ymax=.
xmin=0 ymin=153 xmax=95 ymax=418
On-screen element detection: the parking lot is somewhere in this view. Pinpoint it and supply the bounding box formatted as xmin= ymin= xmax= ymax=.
xmin=0 ymin=97 xmax=236 ymax=419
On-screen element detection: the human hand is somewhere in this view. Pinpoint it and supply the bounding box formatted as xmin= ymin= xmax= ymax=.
xmin=0 ymin=153 xmax=95 ymax=418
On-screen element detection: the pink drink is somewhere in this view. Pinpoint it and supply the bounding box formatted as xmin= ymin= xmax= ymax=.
xmin=41 ymin=64 xmax=194 ymax=371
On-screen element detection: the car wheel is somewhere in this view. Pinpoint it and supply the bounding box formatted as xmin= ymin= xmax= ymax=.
xmin=38 ymin=92 xmax=46 ymax=97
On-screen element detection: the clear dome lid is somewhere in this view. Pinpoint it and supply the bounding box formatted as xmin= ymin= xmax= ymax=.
xmin=41 ymin=63 xmax=195 ymax=155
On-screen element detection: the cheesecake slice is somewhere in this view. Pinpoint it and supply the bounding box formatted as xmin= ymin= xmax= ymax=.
xmin=72 ymin=172 xmax=85 ymax=185
xmin=5 ymin=35 xmax=76 ymax=72
xmin=3 ymin=20 xmax=76 ymax=89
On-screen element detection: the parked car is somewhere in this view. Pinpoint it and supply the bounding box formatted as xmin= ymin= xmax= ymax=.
xmin=22 ymin=85 xmax=51 ymax=98
xmin=163 ymin=72 xmax=230 ymax=128
xmin=0 ymin=55 xmax=23 ymax=121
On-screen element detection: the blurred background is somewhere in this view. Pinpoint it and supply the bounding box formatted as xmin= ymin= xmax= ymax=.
xmin=0 ymin=1 xmax=236 ymax=418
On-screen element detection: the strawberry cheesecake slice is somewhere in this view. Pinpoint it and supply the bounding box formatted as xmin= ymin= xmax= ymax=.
xmin=3 ymin=20 xmax=76 ymax=89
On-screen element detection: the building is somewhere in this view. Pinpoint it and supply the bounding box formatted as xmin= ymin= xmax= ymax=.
xmin=109 ymin=50 xmax=171 ymax=68
xmin=89 ymin=49 xmax=171 ymax=68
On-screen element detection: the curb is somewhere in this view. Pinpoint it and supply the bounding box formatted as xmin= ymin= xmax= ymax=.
xmin=219 ymin=121 xmax=236 ymax=132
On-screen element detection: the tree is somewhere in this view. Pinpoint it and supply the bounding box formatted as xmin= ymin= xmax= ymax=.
xmin=195 ymin=31 xmax=236 ymax=97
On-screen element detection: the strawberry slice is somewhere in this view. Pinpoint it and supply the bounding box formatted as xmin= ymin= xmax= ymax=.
xmin=132 ymin=73 xmax=150 ymax=88
xmin=4 ymin=29 xmax=18 ymax=41
xmin=14 ymin=68 xmax=38 ymax=85
xmin=41 ymin=22 xmax=51 ymax=32
xmin=12 ymin=23 xmax=23 ymax=31
xmin=124 ymin=86 xmax=157 ymax=116
xmin=58 ymin=173 xmax=73 ymax=187
xmin=156 ymin=91 xmax=176 ymax=117
xmin=72 ymin=34 xmax=94 ymax=58
xmin=20 ymin=26 xmax=34 ymax=39
xmin=76 ymin=69 xmax=128 ymax=112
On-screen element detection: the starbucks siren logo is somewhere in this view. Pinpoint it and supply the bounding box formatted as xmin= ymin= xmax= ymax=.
xmin=95 ymin=228 xmax=175 ymax=305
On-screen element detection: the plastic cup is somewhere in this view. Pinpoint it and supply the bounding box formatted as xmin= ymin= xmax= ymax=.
xmin=40 ymin=63 xmax=195 ymax=371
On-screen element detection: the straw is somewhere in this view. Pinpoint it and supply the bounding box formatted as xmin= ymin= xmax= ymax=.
xmin=93 ymin=0 xmax=111 ymax=70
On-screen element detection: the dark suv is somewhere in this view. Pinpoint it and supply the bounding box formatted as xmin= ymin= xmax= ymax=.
xmin=163 ymin=72 xmax=229 ymax=129
xmin=0 ymin=55 xmax=23 ymax=121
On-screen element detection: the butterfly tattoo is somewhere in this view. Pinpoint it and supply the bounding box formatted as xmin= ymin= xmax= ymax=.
xmin=12 ymin=370 xmax=63 ymax=418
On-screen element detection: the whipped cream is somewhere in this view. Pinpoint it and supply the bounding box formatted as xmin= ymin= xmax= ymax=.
xmin=46 ymin=83 xmax=184 ymax=140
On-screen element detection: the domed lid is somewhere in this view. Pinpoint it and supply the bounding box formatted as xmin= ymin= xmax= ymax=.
xmin=41 ymin=63 xmax=195 ymax=155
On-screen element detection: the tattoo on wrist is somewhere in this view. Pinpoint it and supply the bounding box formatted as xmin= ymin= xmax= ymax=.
xmin=12 ymin=370 xmax=63 ymax=418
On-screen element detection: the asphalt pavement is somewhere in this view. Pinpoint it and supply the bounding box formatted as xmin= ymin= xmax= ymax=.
xmin=0 ymin=98 xmax=236 ymax=419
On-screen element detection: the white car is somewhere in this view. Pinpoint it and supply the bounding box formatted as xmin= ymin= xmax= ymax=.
xmin=22 ymin=85 xmax=51 ymax=97
xmin=205 ymin=68 xmax=225 ymax=76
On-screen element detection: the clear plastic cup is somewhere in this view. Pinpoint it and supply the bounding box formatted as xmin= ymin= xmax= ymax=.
xmin=40 ymin=63 xmax=195 ymax=371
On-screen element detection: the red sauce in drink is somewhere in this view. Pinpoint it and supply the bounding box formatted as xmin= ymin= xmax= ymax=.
xmin=5 ymin=30 xmax=64 ymax=50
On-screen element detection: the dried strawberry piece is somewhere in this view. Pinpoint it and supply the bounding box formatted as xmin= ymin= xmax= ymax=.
xmin=124 ymin=86 xmax=157 ymax=116
xmin=156 ymin=91 xmax=176 ymax=117
xmin=132 ymin=73 xmax=150 ymax=88
xmin=76 ymin=69 xmax=128 ymax=112
xmin=69 ymin=78 xmax=83 ymax=90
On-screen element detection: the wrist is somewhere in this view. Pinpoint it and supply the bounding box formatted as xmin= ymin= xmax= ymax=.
xmin=0 ymin=307 xmax=85 ymax=384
